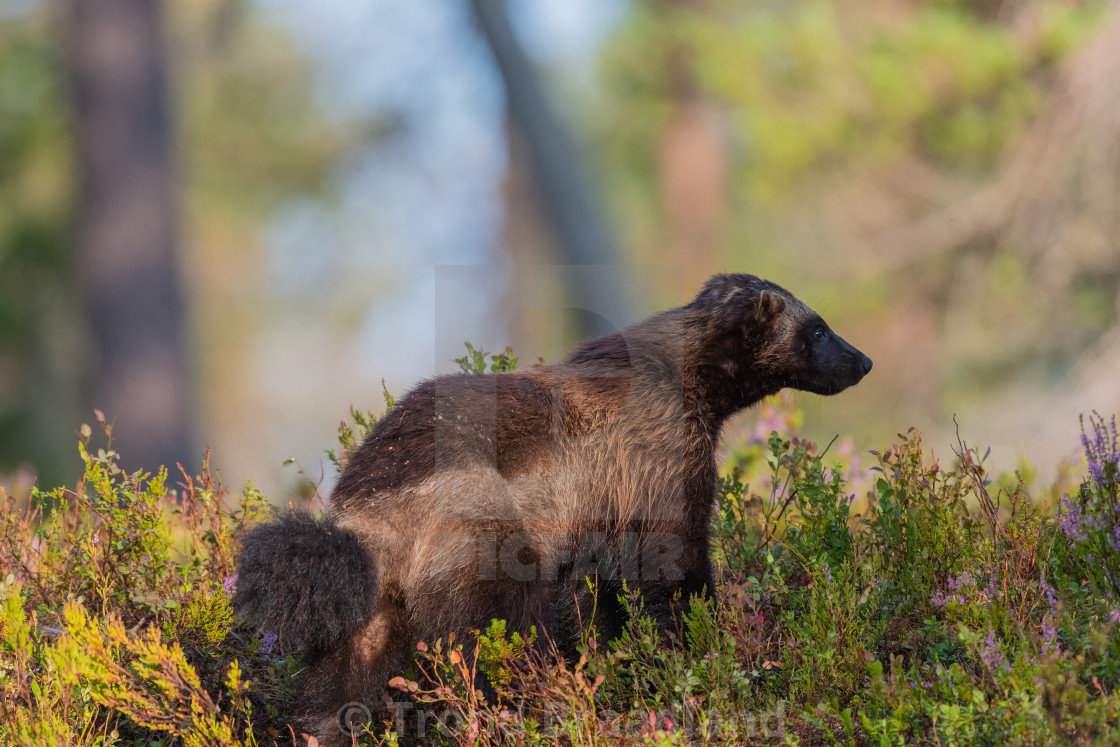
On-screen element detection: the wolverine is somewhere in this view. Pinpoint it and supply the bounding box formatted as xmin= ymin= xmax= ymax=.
xmin=235 ymin=273 xmax=872 ymax=742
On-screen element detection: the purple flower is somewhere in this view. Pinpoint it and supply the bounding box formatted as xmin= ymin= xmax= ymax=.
xmin=1081 ymin=412 xmax=1119 ymax=486
xmin=1041 ymin=581 xmax=1057 ymax=611
xmin=982 ymin=571 xmax=1001 ymax=601
xmin=1057 ymin=496 xmax=1090 ymax=544
xmin=222 ymin=574 xmax=238 ymax=595
xmin=979 ymin=630 xmax=1010 ymax=674
xmin=261 ymin=631 xmax=278 ymax=654
xmin=1040 ymin=615 xmax=1059 ymax=656
xmin=932 ymin=566 xmax=1000 ymax=608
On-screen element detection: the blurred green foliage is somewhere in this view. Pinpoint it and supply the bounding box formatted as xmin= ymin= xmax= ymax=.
xmin=603 ymin=0 xmax=1102 ymax=203
xmin=598 ymin=0 xmax=1114 ymax=453
xmin=0 ymin=3 xmax=353 ymax=487
xmin=1 ymin=0 xmax=1115 ymax=498
xmin=0 ymin=15 xmax=73 ymax=483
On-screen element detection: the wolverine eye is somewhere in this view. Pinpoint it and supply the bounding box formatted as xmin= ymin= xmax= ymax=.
xmin=813 ymin=328 xmax=827 ymax=340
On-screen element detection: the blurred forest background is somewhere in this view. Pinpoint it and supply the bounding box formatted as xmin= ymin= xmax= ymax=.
xmin=1 ymin=0 xmax=1118 ymax=499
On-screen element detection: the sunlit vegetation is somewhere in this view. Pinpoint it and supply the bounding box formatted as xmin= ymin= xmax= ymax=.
xmin=2 ymin=349 xmax=1117 ymax=745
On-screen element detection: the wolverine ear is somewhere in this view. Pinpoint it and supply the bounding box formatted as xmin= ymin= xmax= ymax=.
xmin=753 ymin=290 xmax=786 ymax=326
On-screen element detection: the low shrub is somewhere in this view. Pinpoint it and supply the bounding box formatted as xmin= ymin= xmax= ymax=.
xmin=2 ymin=348 xmax=1117 ymax=745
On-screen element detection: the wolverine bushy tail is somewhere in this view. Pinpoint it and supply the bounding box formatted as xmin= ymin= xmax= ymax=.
xmin=234 ymin=511 xmax=378 ymax=658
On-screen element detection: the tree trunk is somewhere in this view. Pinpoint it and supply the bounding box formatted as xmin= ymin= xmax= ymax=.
xmin=655 ymin=0 xmax=727 ymax=294
xmin=659 ymin=97 xmax=727 ymax=293
xmin=469 ymin=0 xmax=632 ymax=338
xmin=62 ymin=0 xmax=195 ymax=475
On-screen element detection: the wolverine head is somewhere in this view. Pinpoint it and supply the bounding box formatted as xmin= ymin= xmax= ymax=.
xmin=692 ymin=273 xmax=872 ymax=399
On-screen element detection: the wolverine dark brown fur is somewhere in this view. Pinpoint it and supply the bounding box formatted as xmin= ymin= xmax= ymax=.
xmin=235 ymin=273 xmax=872 ymax=742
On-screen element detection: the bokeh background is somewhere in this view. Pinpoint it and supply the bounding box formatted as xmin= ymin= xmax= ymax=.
xmin=2 ymin=0 xmax=1118 ymax=499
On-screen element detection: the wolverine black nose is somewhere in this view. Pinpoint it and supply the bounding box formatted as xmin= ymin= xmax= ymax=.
xmin=861 ymin=355 xmax=873 ymax=374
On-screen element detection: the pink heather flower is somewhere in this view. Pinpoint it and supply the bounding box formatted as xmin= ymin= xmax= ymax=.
xmin=979 ymin=630 xmax=1010 ymax=674
xmin=1057 ymin=496 xmax=1091 ymax=544
xmin=222 ymin=574 xmax=238 ymax=595
xmin=1041 ymin=615 xmax=1059 ymax=656
xmin=1081 ymin=412 xmax=1119 ymax=485
xmin=932 ymin=566 xmax=1001 ymax=608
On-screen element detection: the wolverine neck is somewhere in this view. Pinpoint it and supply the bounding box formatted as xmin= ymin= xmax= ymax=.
xmin=682 ymin=319 xmax=782 ymax=432
xmin=562 ymin=307 xmax=780 ymax=432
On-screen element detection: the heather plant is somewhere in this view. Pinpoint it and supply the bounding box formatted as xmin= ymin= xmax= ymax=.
xmin=0 ymin=414 xmax=299 ymax=746
xmin=3 ymin=351 xmax=1120 ymax=745
xmin=706 ymin=409 xmax=1120 ymax=745
xmin=1054 ymin=412 xmax=1120 ymax=606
